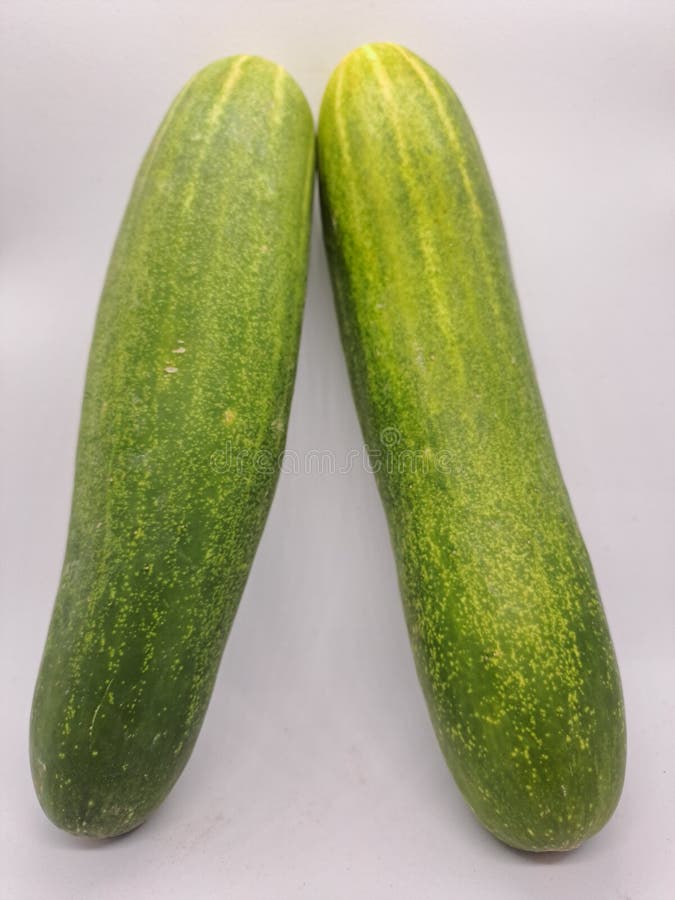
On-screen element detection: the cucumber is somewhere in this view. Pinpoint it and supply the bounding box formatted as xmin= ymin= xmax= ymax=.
xmin=30 ymin=55 xmax=315 ymax=838
xmin=318 ymin=43 xmax=625 ymax=852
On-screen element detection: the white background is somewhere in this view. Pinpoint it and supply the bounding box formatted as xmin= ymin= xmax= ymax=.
xmin=1 ymin=1 xmax=674 ymax=898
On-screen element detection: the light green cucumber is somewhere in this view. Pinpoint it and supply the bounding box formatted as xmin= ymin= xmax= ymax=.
xmin=30 ymin=55 xmax=314 ymax=838
xmin=318 ymin=43 xmax=625 ymax=852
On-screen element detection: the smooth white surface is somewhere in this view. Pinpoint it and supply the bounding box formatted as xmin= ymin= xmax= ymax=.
xmin=2 ymin=1 xmax=674 ymax=898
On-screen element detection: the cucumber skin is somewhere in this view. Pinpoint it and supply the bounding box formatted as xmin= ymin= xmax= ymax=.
xmin=318 ymin=43 xmax=625 ymax=851
xmin=30 ymin=56 xmax=315 ymax=838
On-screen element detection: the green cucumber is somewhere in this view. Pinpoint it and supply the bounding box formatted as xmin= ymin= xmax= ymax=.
xmin=30 ymin=55 xmax=314 ymax=838
xmin=318 ymin=43 xmax=625 ymax=852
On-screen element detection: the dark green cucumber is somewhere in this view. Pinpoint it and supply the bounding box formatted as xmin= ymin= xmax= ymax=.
xmin=318 ymin=43 xmax=625 ymax=852
xmin=30 ymin=55 xmax=314 ymax=837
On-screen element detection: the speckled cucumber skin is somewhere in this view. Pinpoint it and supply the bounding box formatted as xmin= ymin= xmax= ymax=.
xmin=318 ymin=43 xmax=625 ymax=851
xmin=30 ymin=55 xmax=314 ymax=838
